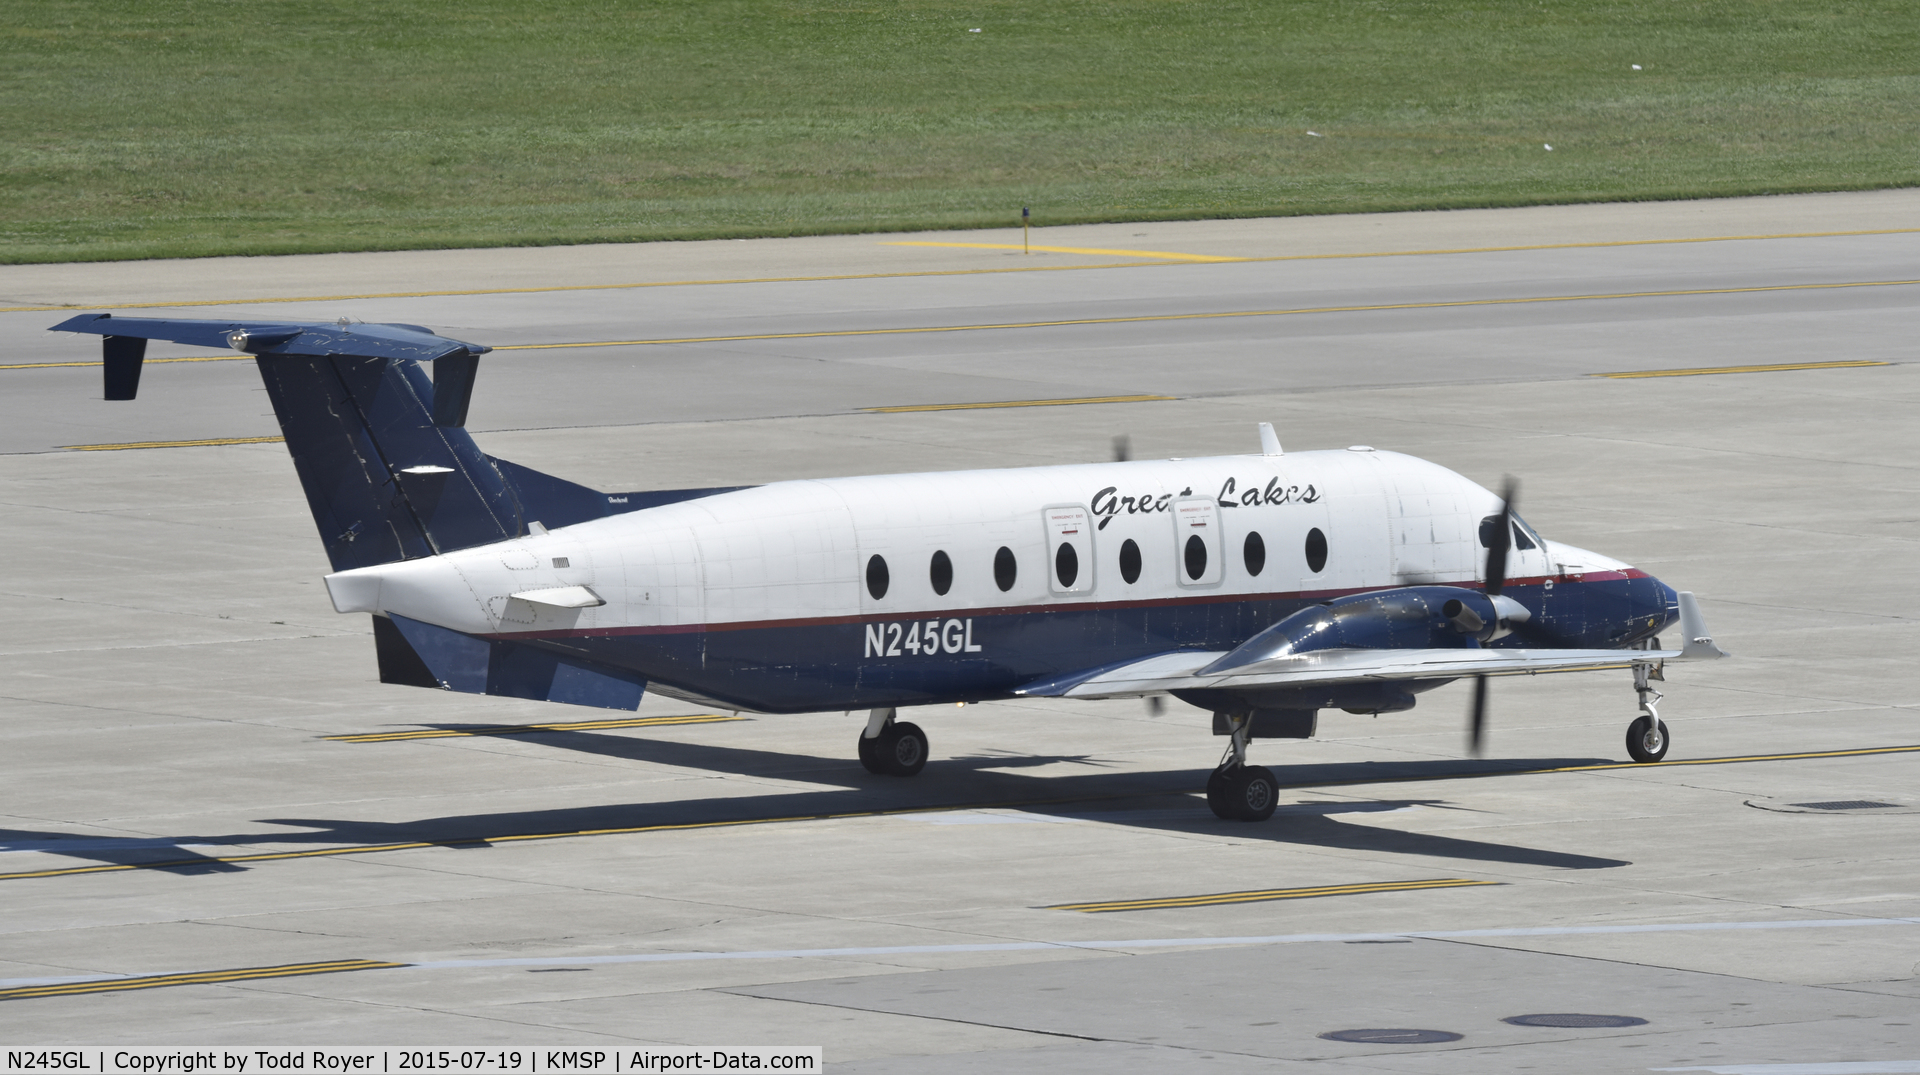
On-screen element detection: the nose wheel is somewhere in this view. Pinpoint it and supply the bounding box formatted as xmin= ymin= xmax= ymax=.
xmin=1626 ymin=662 xmax=1671 ymax=764
xmin=1626 ymin=715 xmax=1669 ymax=763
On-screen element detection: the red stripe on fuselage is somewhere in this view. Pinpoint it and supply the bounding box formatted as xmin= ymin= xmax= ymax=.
xmin=485 ymin=569 xmax=1648 ymax=642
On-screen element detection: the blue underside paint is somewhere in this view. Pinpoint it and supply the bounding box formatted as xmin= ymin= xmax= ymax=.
xmin=390 ymin=613 xmax=648 ymax=711
xmin=513 ymin=575 xmax=1677 ymax=714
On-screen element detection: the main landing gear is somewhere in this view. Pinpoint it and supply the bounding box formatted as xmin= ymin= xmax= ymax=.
xmin=1626 ymin=661 xmax=1670 ymax=764
xmin=857 ymin=708 xmax=928 ymax=777
xmin=1207 ymin=713 xmax=1278 ymax=821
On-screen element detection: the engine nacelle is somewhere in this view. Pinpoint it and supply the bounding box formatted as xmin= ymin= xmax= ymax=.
xmin=1198 ymin=586 xmax=1530 ymax=676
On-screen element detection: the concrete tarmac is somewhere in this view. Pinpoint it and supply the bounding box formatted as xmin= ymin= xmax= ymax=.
xmin=2 ymin=192 xmax=1918 ymax=1071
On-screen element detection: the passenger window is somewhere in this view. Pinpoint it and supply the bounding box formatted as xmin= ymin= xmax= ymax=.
xmin=1304 ymin=528 xmax=1327 ymax=573
xmin=1184 ymin=535 xmax=1208 ymax=580
xmin=1055 ymin=542 xmax=1079 ymax=588
xmin=993 ymin=546 xmax=1017 ymax=592
xmin=929 ymin=550 xmax=953 ymax=595
xmin=866 ymin=554 xmax=889 ymax=600
xmin=1119 ymin=538 xmax=1142 ymax=584
xmin=1243 ymin=532 xmax=1266 ymax=576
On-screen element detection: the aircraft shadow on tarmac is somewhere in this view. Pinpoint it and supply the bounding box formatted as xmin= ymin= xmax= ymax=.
xmin=5 ymin=726 xmax=1628 ymax=875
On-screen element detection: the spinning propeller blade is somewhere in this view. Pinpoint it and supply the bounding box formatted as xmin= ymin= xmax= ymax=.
xmin=1484 ymin=477 xmax=1517 ymax=597
xmin=1469 ymin=673 xmax=1489 ymax=755
xmin=1112 ymin=435 xmax=1131 ymax=463
xmin=1469 ymin=477 xmax=1518 ymax=755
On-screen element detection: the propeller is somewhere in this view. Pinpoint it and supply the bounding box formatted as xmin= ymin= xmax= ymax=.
xmin=1112 ymin=434 xmax=1131 ymax=463
xmin=1469 ymin=477 xmax=1518 ymax=755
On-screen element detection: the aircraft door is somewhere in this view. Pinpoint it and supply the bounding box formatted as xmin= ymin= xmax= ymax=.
xmin=1172 ymin=497 xmax=1222 ymax=586
xmin=1043 ymin=505 xmax=1094 ymax=594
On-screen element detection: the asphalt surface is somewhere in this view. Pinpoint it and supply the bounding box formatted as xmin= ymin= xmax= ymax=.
xmin=2 ymin=192 xmax=1917 ymax=1071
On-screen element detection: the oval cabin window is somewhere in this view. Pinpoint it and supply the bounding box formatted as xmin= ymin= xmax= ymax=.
xmin=993 ymin=546 xmax=1017 ymax=592
xmin=1054 ymin=542 xmax=1079 ymax=588
xmin=1184 ymin=534 xmax=1208 ymax=581
xmin=1243 ymin=531 xmax=1266 ymax=576
xmin=1304 ymin=528 xmax=1328 ymax=574
xmin=1119 ymin=538 xmax=1142 ymax=584
xmin=929 ymin=550 xmax=953 ymax=596
xmin=866 ymin=554 xmax=890 ymax=600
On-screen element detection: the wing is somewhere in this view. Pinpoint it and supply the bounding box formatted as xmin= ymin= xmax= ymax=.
xmin=1015 ymin=591 xmax=1728 ymax=700
xmin=1014 ymin=645 xmax=1685 ymax=700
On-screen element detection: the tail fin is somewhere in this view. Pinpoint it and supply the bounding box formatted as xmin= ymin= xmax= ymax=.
xmin=53 ymin=314 xmax=617 ymax=571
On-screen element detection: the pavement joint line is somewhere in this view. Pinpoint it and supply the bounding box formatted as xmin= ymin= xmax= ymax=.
xmin=1592 ymin=359 xmax=1893 ymax=378
xmin=4 ymin=744 xmax=1915 ymax=885
xmin=7 ymin=225 xmax=1919 ymax=314
xmin=9 ymin=918 xmax=1920 ymax=998
xmin=324 ymin=713 xmax=744 ymax=742
xmin=863 ymin=394 xmax=1177 ymax=413
xmin=1045 ymin=877 xmax=1499 ymax=913
xmin=882 ymin=241 xmax=1249 ymax=262
xmin=16 ymin=278 xmax=1920 ymax=370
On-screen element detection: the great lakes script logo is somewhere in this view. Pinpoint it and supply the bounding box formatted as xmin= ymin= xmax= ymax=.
xmin=1090 ymin=477 xmax=1319 ymax=530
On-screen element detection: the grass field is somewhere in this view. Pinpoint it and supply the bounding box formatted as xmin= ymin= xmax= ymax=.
xmin=3 ymin=0 xmax=1917 ymax=263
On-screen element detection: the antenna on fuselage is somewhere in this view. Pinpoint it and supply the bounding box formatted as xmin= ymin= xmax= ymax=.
xmin=1258 ymin=422 xmax=1283 ymax=456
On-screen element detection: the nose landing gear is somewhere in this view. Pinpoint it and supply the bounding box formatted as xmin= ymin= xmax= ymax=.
xmin=1626 ymin=662 xmax=1670 ymax=764
xmin=1206 ymin=713 xmax=1278 ymax=821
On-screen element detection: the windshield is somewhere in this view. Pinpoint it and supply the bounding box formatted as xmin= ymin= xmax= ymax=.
xmin=1478 ymin=513 xmax=1541 ymax=552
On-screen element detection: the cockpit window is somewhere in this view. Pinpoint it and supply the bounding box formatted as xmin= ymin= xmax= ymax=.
xmin=1478 ymin=514 xmax=1541 ymax=552
xmin=1511 ymin=513 xmax=1541 ymax=551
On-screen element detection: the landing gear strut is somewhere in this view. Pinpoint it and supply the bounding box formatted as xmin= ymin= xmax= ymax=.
xmin=1626 ymin=662 xmax=1670 ymax=764
xmin=1206 ymin=713 xmax=1277 ymax=821
xmin=857 ymin=708 xmax=928 ymax=777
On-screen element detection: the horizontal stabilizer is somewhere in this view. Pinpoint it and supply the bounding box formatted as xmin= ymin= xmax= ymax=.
xmin=383 ymin=613 xmax=645 ymax=711
xmin=52 ymin=314 xmax=488 ymax=363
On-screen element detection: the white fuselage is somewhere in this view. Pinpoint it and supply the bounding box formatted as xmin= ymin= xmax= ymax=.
xmin=324 ymin=448 xmax=1622 ymax=639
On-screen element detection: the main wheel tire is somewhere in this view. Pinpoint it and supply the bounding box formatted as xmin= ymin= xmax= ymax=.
xmin=857 ymin=730 xmax=889 ymax=775
xmin=1205 ymin=766 xmax=1235 ymax=819
xmin=1225 ymin=765 xmax=1278 ymax=821
xmin=877 ymin=721 xmax=929 ymax=776
xmin=1625 ymin=715 xmax=1670 ymax=763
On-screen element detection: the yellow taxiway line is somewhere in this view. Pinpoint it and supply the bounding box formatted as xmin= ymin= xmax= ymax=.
xmin=478 ymin=277 xmax=1920 ymax=350
xmin=8 ymin=225 xmax=1920 ymax=314
xmin=0 ymin=959 xmax=405 ymax=1002
xmin=325 ymin=713 xmax=742 ymax=743
xmin=1049 ymin=877 xmax=1499 ymax=913
xmin=60 ymin=435 xmax=286 ymax=451
xmin=1592 ymin=359 xmax=1892 ymax=379
xmin=5 ymin=743 xmax=1917 ymax=885
xmin=16 ymin=279 xmax=1917 ymax=374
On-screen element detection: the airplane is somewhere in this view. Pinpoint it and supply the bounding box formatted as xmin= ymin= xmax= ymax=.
xmin=51 ymin=313 xmax=1729 ymax=822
